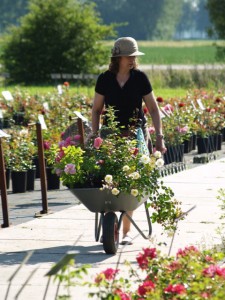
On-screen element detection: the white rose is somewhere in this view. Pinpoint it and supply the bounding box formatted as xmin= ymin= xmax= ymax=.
xmin=122 ymin=165 xmax=130 ymax=171
xmin=153 ymin=151 xmax=162 ymax=159
xmin=112 ymin=188 xmax=120 ymax=195
xmin=155 ymin=158 xmax=164 ymax=168
xmin=132 ymin=172 xmax=140 ymax=179
xmin=131 ymin=189 xmax=139 ymax=197
xmin=105 ymin=174 xmax=113 ymax=184
xmin=140 ymin=154 xmax=151 ymax=164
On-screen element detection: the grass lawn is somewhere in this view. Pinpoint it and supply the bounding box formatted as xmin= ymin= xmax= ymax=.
xmin=154 ymin=88 xmax=188 ymax=99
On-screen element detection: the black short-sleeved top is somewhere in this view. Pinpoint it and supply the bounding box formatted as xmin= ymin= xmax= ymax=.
xmin=95 ymin=69 xmax=152 ymax=128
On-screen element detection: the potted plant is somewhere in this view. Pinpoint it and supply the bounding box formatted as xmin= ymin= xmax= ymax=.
xmin=194 ymin=109 xmax=224 ymax=154
xmin=8 ymin=128 xmax=37 ymax=193
xmin=156 ymin=105 xmax=190 ymax=165
xmin=44 ymin=141 xmax=61 ymax=190
xmin=52 ymin=107 xmax=182 ymax=232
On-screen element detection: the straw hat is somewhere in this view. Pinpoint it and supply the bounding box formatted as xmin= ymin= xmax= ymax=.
xmin=111 ymin=37 xmax=144 ymax=57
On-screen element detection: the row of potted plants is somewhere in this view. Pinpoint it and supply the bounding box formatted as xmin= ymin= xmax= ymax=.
xmin=148 ymin=90 xmax=225 ymax=158
xmin=0 ymin=87 xmax=225 ymax=193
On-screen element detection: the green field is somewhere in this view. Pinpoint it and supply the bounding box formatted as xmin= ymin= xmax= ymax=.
xmin=1 ymin=39 xmax=225 ymax=66
xmin=104 ymin=40 xmax=225 ymax=65
xmin=139 ymin=45 xmax=219 ymax=64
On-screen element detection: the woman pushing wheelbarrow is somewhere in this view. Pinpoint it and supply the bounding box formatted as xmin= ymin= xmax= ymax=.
xmin=52 ymin=37 xmax=182 ymax=254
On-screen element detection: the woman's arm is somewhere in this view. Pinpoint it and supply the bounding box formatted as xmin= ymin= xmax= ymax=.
xmin=143 ymin=91 xmax=166 ymax=152
xmin=91 ymin=92 xmax=105 ymax=134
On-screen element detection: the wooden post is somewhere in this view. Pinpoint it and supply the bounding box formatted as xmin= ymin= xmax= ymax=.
xmin=77 ymin=117 xmax=85 ymax=147
xmin=0 ymin=137 xmax=10 ymax=227
xmin=35 ymin=122 xmax=48 ymax=214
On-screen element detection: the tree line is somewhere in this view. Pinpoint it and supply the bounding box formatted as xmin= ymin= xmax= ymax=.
xmin=0 ymin=0 xmax=224 ymax=84
xmin=0 ymin=0 xmax=211 ymax=40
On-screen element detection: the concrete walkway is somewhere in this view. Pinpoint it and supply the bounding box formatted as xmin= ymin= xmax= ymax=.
xmin=0 ymin=155 xmax=225 ymax=299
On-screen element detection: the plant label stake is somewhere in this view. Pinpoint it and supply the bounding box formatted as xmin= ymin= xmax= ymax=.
xmin=35 ymin=122 xmax=48 ymax=216
xmin=168 ymin=205 xmax=196 ymax=256
xmin=0 ymin=136 xmax=10 ymax=228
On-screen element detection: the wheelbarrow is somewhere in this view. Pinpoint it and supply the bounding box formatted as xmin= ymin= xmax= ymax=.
xmin=70 ymin=188 xmax=152 ymax=254
xmin=64 ymin=116 xmax=153 ymax=254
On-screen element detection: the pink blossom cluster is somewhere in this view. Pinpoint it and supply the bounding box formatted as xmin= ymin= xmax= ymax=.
xmin=138 ymin=280 xmax=155 ymax=296
xmin=202 ymin=264 xmax=225 ymax=278
xmin=93 ymin=245 xmax=225 ymax=299
xmin=95 ymin=268 xmax=119 ymax=283
xmin=43 ymin=141 xmax=51 ymax=150
xmin=175 ymin=125 xmax=189 ymax=133
xmin=176 ymin=245 xmax=199 ymax=257
xmin=136 ymin=247 xmax=157 ymax=270
xmin=58 ymin=134 xmax=81 ymax=148
xmin=162 ymin=104 xmax=174 ymax=114
xmin=164 ymin=283 xmax=186 ymax=295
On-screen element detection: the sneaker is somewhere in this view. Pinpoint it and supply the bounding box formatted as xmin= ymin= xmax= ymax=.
xmin=121 ymin=235 xmax=133 ymax=245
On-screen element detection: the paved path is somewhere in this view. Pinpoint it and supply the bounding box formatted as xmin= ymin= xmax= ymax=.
xmin=0 ymin=150 xmax=225 ymax=299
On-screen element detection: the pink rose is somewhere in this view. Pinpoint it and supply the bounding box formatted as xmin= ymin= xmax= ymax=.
xmin=64 ymin=163 xmax=76 ymax=174
xmin=94 ymin=137 xmax=103 ymax=149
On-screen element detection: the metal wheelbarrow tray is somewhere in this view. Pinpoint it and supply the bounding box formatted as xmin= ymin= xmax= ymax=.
xmin=70 ymin=188 xmax=152 ymax=254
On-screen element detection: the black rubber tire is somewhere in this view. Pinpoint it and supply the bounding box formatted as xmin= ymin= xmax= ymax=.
xmin=102 ymin=212 xmax=119 ymax=254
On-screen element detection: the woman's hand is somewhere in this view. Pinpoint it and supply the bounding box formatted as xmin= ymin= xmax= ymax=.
xmin=155 ymin=136 xmax=167 ymax=154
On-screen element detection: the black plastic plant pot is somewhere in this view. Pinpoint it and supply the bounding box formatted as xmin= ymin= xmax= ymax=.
xmin=11 ymin=170 xmax=27 ymax=193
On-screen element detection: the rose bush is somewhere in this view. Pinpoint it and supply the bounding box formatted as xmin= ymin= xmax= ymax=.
xmin=88 ymin=245 xmax=225 ymax=299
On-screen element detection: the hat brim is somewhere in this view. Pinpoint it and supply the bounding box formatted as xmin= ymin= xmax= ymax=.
xmin=111 ymin=50 xmax=145 ymax=58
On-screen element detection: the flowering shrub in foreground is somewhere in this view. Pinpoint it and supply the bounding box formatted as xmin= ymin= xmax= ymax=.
xmin=89 ymin=246 xmax=225 ymax=299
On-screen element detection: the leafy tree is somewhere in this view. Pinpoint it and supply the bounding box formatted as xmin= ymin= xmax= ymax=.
xmin=207 ymin=0 xmax=225 ymax=59
xmin=176 ymin=0 xmax=197 ymax=37
xmin=207 ymin=0 xmax=225 ymax=38
xmin=176 ymin=0 xmax=211 ymax=39
xmin=1 ymin=0 xmax=115 ymax=84
xmin=88 ymin=0 xmax=182 ymax=40
xmin=153 ymin=0 xmax=183 ymax=40
xmin=195 ymin=0 xmax=210 ymax=33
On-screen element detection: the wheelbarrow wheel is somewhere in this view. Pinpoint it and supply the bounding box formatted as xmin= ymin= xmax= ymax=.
xmin=102 ymin=212 xmax=119 ymax=254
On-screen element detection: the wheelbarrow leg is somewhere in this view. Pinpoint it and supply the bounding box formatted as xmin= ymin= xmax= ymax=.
xmin=122 ymin=203 xmax=152 ymax=239
xmin=144 ymin=201 xmax=152 ymax=237
xmin=95 ymin=212 xmax=104 ymax=242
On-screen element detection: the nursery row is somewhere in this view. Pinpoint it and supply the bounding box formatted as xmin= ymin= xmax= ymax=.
xmin=0 ymin=87 xmax=225 ymax=193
